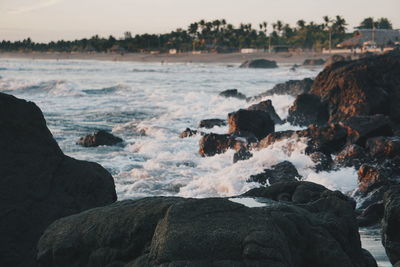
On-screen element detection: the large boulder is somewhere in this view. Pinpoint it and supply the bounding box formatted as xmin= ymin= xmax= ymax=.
xmin=247 ymin=161 xmax=301 ymax=185
xmin=240 ymin=59 xmax=278 ymax=68
xmin=0 ymin=93 xmax=117 ymax=267
xmin=199 ymin=133 xmax=236 ymax=157
xmin=77 ymin=130 xmax=123 ymax=147
xmin=37 ymin=182 xmax=375 ymax=267
xmin=310 ymin=51 xmax=400 ymax=123
xmin=287 ymin=94 xmax=328 ymax=127
xmin=228 ymin=109 xmax=275 ymax=140
xmin=249 ymin=78 xmax=314 ymax=100
xmin=247 ymin=99 xmax=283 ymax=124
xmin=382 ymin=185 xmax=400 ymax=265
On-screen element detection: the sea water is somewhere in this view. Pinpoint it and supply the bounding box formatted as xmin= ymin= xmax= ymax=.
xmin=0 ymin=58 xmax=390 ymax=265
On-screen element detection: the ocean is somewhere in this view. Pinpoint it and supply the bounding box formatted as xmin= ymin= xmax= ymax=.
xmin=0 ymin=58 xmax=390 ymax=266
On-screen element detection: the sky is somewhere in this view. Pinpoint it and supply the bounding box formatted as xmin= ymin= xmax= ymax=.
xmin=1 ymin=0 xmax=399 ymax=42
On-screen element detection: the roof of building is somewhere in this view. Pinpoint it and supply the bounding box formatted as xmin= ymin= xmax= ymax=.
xmin=338 ymin=29 xmax=400 ymax=47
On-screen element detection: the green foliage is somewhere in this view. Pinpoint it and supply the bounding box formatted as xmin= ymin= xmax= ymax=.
xmin=357 ymin=17 xmax=393 ymax=29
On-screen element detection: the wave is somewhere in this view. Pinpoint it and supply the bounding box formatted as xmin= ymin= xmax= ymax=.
xmin=83 ymin=84 xmax=129 ymax=95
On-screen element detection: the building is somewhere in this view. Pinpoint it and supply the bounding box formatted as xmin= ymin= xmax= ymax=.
xmin=338 ymin=29 xmax=400 ymax=48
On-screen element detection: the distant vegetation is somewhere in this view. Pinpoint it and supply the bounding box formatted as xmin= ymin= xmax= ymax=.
xmin=0 ymin=16 xmax=394 ymax=53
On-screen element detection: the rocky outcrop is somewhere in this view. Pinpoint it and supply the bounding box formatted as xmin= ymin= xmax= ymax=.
xmin=240 ymin=59 xmax=278 ymax=68
xmin=325 ymin=54 xmax=347 ymax=67
xmin=228 ymin=109 xmax=275 ymax=140
xmin=335 ymin=144 xmax=369 ymax=169
xmin=37 ymin=182 xmax=375 ymax=267
xmin=303 ymin=58 xmax=326 ymax=66
xmin=247 ymin=99 xmax=283 ymax=124
xmin=382 ymin=185 xmax=400 ymax=265
xmin=287 ymin=94 xmax=328 ymax=127
xmin=249 ymin=78 xmax=314 ymax=100
xmin=199 ymin=133 xmax=236 ymax=157
xmin=219 ymin=89 xmax=246 ymax=99
xmin=179 ymin=128 xmax=198 ymax=138
xmin=77 ymin=130 xmax=123 ymax=147
xmin=366 ymin=136 xmax=400 ymax=159
xmin=0 ymin=92 xmax=117 ymax=267
xmin=247 ymin=161 xmax=301 ymax=185
xmin=199 ymin=118 xmax=226 ymax=129
xmin=310 ymin=51 xmax=400 ymax=123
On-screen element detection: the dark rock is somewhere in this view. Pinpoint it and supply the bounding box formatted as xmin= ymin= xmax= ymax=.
xmin=366 ymin=136 xmax=400 ymax=159
xmin=309 ymin=151 xmax=333 ymax=172
xmin=357 ymin=164 xmax=390 ymax=194
xmin=0 ymin=92 xmax=117 ymax=267
xmin=247 ymin=99 xmax=283 ymax=124
xmin=77 ymin=130 xmax=123 ymax=147
xmin=335 ymin=144 xmax=369 ymax=169
xmin=249 ymin=78 xmax=314 ymax=100
xmin=37 ymin=184 xmax=374 ymax=267
xmin=382 ymin=185 xmax=400 ymax=265
xmin=247 ymin=161 xmax=301 ymax=185
xmin=257 ymin=130 xmax=296 ymax=149
xmin=239 ymin=58 xmax=278 ymax=68
xmin=303 ymin=58 xmax=326 ymax=66
xmin=357 ymin=202 xmax=384 ymax=227
xmin=199 ymin=133 xmax=236 ymax=157
xmin=228 ymin=109 xmax=275 ymax=140
xmin=199 ymin=118 xmax=227 ymax=129
xmin=218 ymin=89 xmax=246 ymax=99
xmin=179 ymin=128 xmax=198 ymax=138
xmin=287 ymin=93 xmax=328 ymax=127
xmin=233 ymin=147 xmax=253 ymax=163
xmin=325 ymin=54 xmax=347 ymax=67
xmin=310 ymin=51 xmax=400 ymax=123
xmin=340 ymin=115 xmax=393 ymax=146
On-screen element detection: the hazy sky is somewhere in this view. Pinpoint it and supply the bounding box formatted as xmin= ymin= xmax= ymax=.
xmin=1 ymin=0 xmax=399 ymax=42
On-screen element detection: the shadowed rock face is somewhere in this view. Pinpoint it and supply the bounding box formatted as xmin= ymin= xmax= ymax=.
xmin=199 ymin=118 xmax=227 ymax=129
xmin=240 ymin=59 xmax=278 ymax=68
xmin=77 ymin=130 xmax=123 ymax=147
xmin=228 ymin=109 xmax=275 ymax=140
xmin=310 ymin=51 xmax=400 ymax=123
xmin=247 ymin=99 xmax=283 ymax=124
xmin=287 ymin=93 xmax=328 ymax=127
xmin=0 ymin=93 xmax=117 ymax=267
xmin=199 ymin=133 xmax=236 ymax=157
xmin=382 ymin=185 xmax=400 ymax=265
xmin=247 ymin=161 xmax=301 ymax=185
xmin=37 ymin=182 xmax=375 ymax=267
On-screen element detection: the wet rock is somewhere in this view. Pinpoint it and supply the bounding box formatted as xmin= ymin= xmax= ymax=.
xmin=310 ymin=51 xmax=400 ymax=123
xmin=249 ymin=78 xmax=314 ymax=100
xmin=199 ymin=118 xmax=226 ymax=129
xmin=258 ymin=130 xmax=296 ymax=149
xmin=233 ymin=147 xmax=253 ymax=163
xmin=357 ymin=164 xmax=390 ymax=194
xmin=247 ymin=99 xmax=283 ymax=124
xmin=287 ymin=93 xmax=328 ymax=127
xmin=340 ymin=115 xmax=393 ymax=146
xmin=357 ymin=201 xmax=384 ymax=227
xmin=366 ymin=136 xmax=400 ymax=159
xmin=247 ymin=161 xmax=301 ymax=185
xmin=309 ymin=151 xmax=333 ymax=172
xmin=0 ymin=92 xmax=117 ymax=267
xmin=303 ymin=58 xmax=326 ymax=66
xmin=335 ymin=144 xmax=369 ymax=169
xmin=218 ymin=89 xmax=246 ymax=99
xmin=179 ymin=128 xmax=198 ymax=138
xmin=239 ymin=58 xmax=278 ymax=68
xmin=37 ymin=184 xmax=374 ymax=267
xmin=325 ymin=54 xmax=347 ymax=67
xmin=77 ymin=130 xmax=123 ymax=147
xmin=228 ymin=109 xmax=275 ymax=140
xmin=199 ymin=133 xmax=235 ymax=157
xmin=382 ymin=185 xmax=400 ymax=265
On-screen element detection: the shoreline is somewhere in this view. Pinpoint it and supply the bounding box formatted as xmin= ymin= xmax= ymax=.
xmin=0 ymin=51 xmax=339 ymax=64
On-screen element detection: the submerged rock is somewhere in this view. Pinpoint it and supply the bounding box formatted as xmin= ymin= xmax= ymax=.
xmin=233 ymin=147 xmax=253 ymax=163
xmin=219 ymin=89 xmax=246 ymax=99
xmin=382 ymin=185 xmax=400 ymax=265
xmin=239 ymin=58 xmax=278 ymax=68
xmin=77 ymin=130 xmax=123 ymax=147
xmin=199 ymin=118 xmax=226 ymax=129
xmin=247 ymin=99 xmax=283 ymax=124
xmin=37 ymin=182 xmax=375 ymax=267
xmin=228 ymin=109 xmax=275 ymax=140
xmin=287 ymin=93 xmax=328 ymax=127
xmin=303 ymin=58 xmax=326 ymax=66
xmin=248 ymin=78 xmax=313 ymax=100
xmin=0 ymin=92 xmax=117 ymax=267
xmin=247 ymin=161 xmax=301 ymax=185
xmin=179 ymin=127 xmax=198 ymax=138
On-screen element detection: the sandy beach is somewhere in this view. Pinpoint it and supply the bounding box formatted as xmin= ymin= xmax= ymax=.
xmin=0 ymin=51 xmax=339 ymax=64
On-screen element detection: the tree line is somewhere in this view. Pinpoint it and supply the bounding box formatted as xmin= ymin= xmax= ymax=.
xmin=0 ymin=17 xmax=394 ymax=53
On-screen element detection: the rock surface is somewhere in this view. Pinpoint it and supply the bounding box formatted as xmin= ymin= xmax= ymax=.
xmin=77 ymin=130 xmax=123 ymax=147
xmin=240 ymin=58 xmax=278 ymax=68
xmin=303 ymin=58 xmax=326 ymax=66
xmin=228 ymin=109 xmax=275 ymax=140
xmin=247 ymin=161 xmax=301 ymax=185
xmin=219 ymin=89 xmax=246 ymax=99
xmin=287 ymin=93 xmax=328 ymax=127
xmin=37 ymin=182 xmax=375 ymax=267
xmin=179 ymin=128 xmax=198 ymax=138
xmin=199 ymin=133 xmax=235 ymax=157
xmin=249 ymin=78 xmax=314 ymax=100
xmin=199 ymin=118 xmax=227 ymax=129
xmin=0 ymin=92 xmax=117 ymax=267
xmin=382 ymin=185 xmax=400 ymax=265
xmin=247 ymin=99 xmax=283 ymax=124
xmin=325 ymin=54 xmax=347 ymax=67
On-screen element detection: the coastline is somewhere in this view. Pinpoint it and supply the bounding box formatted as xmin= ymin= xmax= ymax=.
xmin=0 ymin=51 xmax=337 ymax=64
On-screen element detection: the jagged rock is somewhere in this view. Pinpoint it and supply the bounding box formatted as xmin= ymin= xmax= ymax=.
xmin=219 ymin=89 xmax=246 ymax=99
xmin=366 ymin=136 xmax=400 ymax=159
xmin=287 ymin=94 xmax=328 ymax=127
xmin=247 ymin=99 xmax=283 ymax=124
xmin=310 ymin=51 xmax=400 ymax=123
xmin=179 ymin=128 xmax=198 ymax=138
xmin=357 ymin=201 xmax=384 ymax=227
xmin=37 ymin=182 xmax=375 ymax=267
xmin=309 ymin=151 xmax=333 ymax=172
xmin=199 ymin=133 xmax=236 ymax=157
xmin=325 ymin=54 xmax=347 ymax=67
xmin=382 ymin=185 xmax=400 ymax=265
xmin=239 ymin=59 xmax=278 ymax=68
xmin=303 ymin=58 xmax=326 ymax=66
xmin=335 ymin=144 xmax=369 ymax=169
xmin=228 ymin=109 xmax=275 ymax=140
xmin=0 ymin=93 xmax=117 ymax=267
xmin=199 ymin=118 xmax=226 ymax=129
xmin=247 ymin=161 xmax=301 ymax=185
xmin=233 ymin=147 xmax=253 ymax=163
xmin=357 ymin=164 xmax=390 ymax=194
xmin=77 ymin=130 xmax=123 ymax=147
xmin=249 ymin=78 xmax=314 ymax=100
xmin=258 ymin=130 xmax=296 ymax=149
xmin=340 ymin=115 xmax=393 ymax=146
